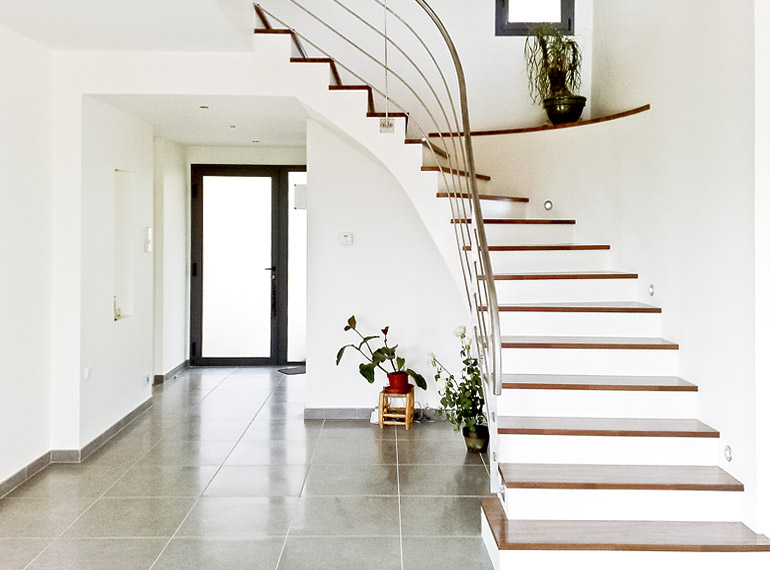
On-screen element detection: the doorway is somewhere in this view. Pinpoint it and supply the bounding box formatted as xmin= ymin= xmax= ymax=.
xmin=190 ymin=164 xmax=306 ymax=366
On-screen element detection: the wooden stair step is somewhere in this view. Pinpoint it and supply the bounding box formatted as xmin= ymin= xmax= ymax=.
xmin=501 ymin=374 xmax=697 ymax=391
xmin=481 ymin=243 xmax=610 ymax=251
xmin=487 ymin=271 xmax=637 ymax=281
xmin=404 ymin=138 xmax=449 ymax=159
xmin=493 ymin=301 xmax=660 ymax=313
xmin=436 ymin=191 xmax=529 ymax=203
xmin=496 ymin=416 xmax=719 ymax=437
xmin=498 ymin=463 xmax=743 ymax=491
xmin=289 ymin=57 xmax=341 ymax=85
xmin=366 ymin=111 xmax=409 ymax=119
xmin=452 ymin=217 xmax=573 ymax=224
xmin=329 ymin=84 xmax=375 ymax=114
xmin=500 ymin=336 xmax=679 ymax=350
xmin=422 ymin=165 xmax=492 ymax=181
xmin=482 ymin=498 xmax=770 ymax=551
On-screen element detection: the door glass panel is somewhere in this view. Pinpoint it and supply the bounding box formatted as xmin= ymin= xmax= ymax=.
xmin=508 ymin=0 xmax=561 ymax=23
xmin=287 ymin=171 xmax=308 ymax=362
xmin=202 ymin=176 xmax=272 ymax=357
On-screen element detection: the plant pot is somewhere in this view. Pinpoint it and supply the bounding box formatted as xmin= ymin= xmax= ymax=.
xmin=543 ymin=95 xmax=586 ymax=125
xmin=386 ymin=372 xmax=410 ymax=394
xmin=462 ymin=425 xmax=489 ymax=453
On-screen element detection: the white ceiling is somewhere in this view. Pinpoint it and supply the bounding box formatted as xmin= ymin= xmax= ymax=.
xmin=0 ymin=0 xmax=252 ymax=51
xmin=94 ymin=94 xmax=309 ymax=147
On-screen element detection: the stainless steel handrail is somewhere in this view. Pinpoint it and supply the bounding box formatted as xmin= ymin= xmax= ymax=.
xmin=253 ymin=1 xmax=503 ymax=397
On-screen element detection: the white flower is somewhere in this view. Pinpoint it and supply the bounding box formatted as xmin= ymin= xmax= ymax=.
xmin=453 ymin=325 xmax=466 ymax=338
xmin=426 ymin=352 xmax=436 ymax=366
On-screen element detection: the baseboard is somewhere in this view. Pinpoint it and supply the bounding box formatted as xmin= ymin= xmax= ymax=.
xmin=0 ymin=398 xmax=153 ymax=498
xmin=304 ymin=407 xmax=374 ymax=420
xmin=153 ymin=360 xmax=189 ymax=385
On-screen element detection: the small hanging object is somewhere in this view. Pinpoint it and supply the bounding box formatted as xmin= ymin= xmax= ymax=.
xmin=379 ymin=0 xmax=395 ymax=134
xmin=379 ymin=117 xmax=395 ymax=133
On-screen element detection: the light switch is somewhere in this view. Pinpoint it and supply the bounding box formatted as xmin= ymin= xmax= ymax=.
xmin=339 ymin=232 xmax=353 ymax=245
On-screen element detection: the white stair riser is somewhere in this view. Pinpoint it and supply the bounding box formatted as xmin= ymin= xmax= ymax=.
xmin=489 ymin=249 xmax=610 ymax=273
xmin=494 ymin=278 xmax=638 ymax=303
xmin=500 ymin=312 xmax=661 ymax=337
xmin=483 ymin=223 xmax=575 ymax=245
xmin=501 ymin=488 xmax=742 ymax=522
xmin=497 ymin=434 xmax=719 ymax=466
xmin=502 ymin=348 xmax=679 ymax=376
xmin=496 ymin=390 xmax=696 ymax=419
xmin=446 ymin=199 xmax=528 ymax=219
xmin=482 ymin=523 xmax=770 ymax=570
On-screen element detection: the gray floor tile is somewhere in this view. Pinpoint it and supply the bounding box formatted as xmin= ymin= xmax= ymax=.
xmin=0 ymin=538 xmax=51 ymax=570
xmin=63 ymin=497 xmax=196 ymax=538
xmin=277 ymin=536 xmax=401 ymax=570
xmin=152 ymin=537 xmax=284 ymax=570
xmin=0 ymin=497 xmax=94 ymax=538
xmin=203 ymin=465 xmax=309 ymax=497
xmin=401 ymin=496 xmax=485 ymax=536
xmin=189 ymin=403 xmax=262 ymax=421
xmin=395 ymin=419 xmax=459 ymax=440
xmin=311 ymin=436 xmax=397 ymax=465
xmin=289 ymin=496 xmax=400 ymax=536
xmin=137 ymin=440 xmax=236 ymax=467
xmin=105 ymin=466 xmax=219 ymax=497
xmin=160 ymin=419 xmax=251 ymax=441
xmin=7 ymin=464 xmax=127 ymax=498
xmin=225 ymin=440 xmax=316 ymax=466
xmin=176 ymin=497 xmax=298 ymax=538
xmin=399 ymin=465 xmax=490 ymax=496
xmin=240 ymin=419 xmax=323 ymax=442
xmin=318 ymin=420 xmax=397 ymax=441
xmin=254 ymin=402 xmax=306 ymax=421
xmin=303 ymin=464 xmax=398 ymax=496
xmin=396 ymin=439 xmax=482 ymax=465
xmin=402 ymin=537 xmax=494 ymax=570
xmin=24 ymin=538 xmax=167 ymax=570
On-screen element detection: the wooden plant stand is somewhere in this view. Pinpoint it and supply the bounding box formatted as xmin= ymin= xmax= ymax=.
xmin=378 ymin=385 xmax=414 ymax=429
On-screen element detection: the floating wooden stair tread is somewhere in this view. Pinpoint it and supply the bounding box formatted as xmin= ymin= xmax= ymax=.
xmin=367 ymin=111 xmax=408 ymax=118
xmin=482 ymin=498 xmax=770 ymax=551
xmin=437 ymin=192 xmax=529 ymax=203
xmin=489 ymin=243 xmax=609 ymax=251
xmin=486 ymin=271 xmax=638 ymax=281
xmin=422 ymin=165 xmax=491 ymax=181
xmin=290 ymin=57 xmax=333 ymax=64
xmin=404 ymin=138 xmax=449 ymax=159
xmin=494 ymin=301 xmax=660 ymax=313
xmin=453 ymin=217 xmax=574 ymax=224
xmin=498 ymin=463 xmax=743 ymax=491
xmin=253 ymin=28 xmax=293 ymax=34
xmin=501 ymin=374 xmax=697 ymax=391
xmin=496 ymin=416 xmax=719 ymax=437
xmin=501 ymin=336 xmax=679 ymax=350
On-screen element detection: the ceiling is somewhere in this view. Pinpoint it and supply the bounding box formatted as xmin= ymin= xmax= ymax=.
xmin=94 ymin=94 xmax=309 ymax=147
xmin=0 ymin=0 xmax=252 ymax=51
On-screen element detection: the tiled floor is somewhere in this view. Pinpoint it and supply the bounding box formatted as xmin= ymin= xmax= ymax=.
xmin=0 ymin=367 xmax=494 ymax=569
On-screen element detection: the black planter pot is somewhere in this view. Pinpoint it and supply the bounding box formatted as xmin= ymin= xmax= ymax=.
xmin=543 ymin=95 xmax=586 ymax=125
xmin=462 ymin=425 xmax=489 ymax=453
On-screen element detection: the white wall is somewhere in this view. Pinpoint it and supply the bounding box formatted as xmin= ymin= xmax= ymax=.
xmin=0 ymin=23 xmax=53 ymax=482
xmin=154 ymin=137 xmax=189 ymax=377
xmin=471 ymin=0 xmax=758 ymax=522
xmin=79 ymin=97 xmax=155 ymax=446
xmin=305 ymin=119 xmax=467 ymax=412
xmin=755 ymin=0 xmax=770 ymax=535
xmin=187 ymin=145 xmax=306 ymax=166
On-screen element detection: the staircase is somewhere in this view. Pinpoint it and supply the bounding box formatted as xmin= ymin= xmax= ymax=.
xmin=250 ymin=1 xmax=770 ymax=567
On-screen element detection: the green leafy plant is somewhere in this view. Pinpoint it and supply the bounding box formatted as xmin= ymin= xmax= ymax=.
xmin=524 ymin=23 xmax=582 ymax=104
xmin=428 ymin=326 xmax=486 ymax=432
xmin=336 ymin=315 xmax=427 ymax=390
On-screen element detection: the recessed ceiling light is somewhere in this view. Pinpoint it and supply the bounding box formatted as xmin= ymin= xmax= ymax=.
xmin=199 ymin=105 xmax=209 ymax=109
xmin=230 ymin=125 xmax=237 ymax=129
xmin=252 ymin=140 xmax=260 ymax=144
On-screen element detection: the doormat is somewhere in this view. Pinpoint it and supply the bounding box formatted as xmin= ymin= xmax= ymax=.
xmin=279 ymin=365 xmax=306 ymax=375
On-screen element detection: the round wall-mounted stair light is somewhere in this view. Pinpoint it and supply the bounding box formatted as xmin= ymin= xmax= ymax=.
xmin=543 ymin=200 xmax=553 ymax=211
xmin=648 ymin=284 xmax=655 ymax=296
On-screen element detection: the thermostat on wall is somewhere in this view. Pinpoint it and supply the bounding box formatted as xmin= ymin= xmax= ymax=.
xmin=339 ymin=232 xmax=353 ymax=245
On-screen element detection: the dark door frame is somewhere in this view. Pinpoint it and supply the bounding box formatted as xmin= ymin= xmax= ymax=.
xmin=189 ymin=164 xmax=305 ymax=366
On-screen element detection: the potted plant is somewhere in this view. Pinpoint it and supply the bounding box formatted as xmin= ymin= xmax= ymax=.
xmin=428 ymin=326 xmax=488 ymax=452
xmin=524 ymin=23 xmax=585 ymax=125
xmin=336 ymin=315 xmax=427 ymax=392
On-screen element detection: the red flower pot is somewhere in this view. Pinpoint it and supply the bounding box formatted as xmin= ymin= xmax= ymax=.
xmin=387 ymin=372 xmax=410 ymax=393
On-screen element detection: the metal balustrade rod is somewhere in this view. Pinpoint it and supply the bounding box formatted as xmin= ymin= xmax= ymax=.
xmin=412 ymin=0 xmax=502 ymax=396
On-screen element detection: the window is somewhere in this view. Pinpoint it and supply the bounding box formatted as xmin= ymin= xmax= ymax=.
xmin=495 ymin=0 xmax=575 ymax=36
